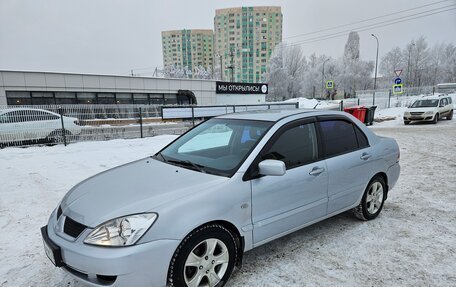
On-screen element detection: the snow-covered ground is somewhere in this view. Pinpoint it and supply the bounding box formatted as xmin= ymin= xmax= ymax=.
xmin=1 ymin=110 xmax=456 ymax=287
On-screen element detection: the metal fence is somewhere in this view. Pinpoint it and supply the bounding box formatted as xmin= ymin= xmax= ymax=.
xmin=0 ymin=103 xmax=299 ymax=148
xmin=356 ymin=86 xmax=437 ymax=110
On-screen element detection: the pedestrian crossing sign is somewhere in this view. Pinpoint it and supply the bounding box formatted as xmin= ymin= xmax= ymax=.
xmin=393 ymin=84 xmax=404 ymax=94
xmin=326 ymin=80 xmax=334 ymax=90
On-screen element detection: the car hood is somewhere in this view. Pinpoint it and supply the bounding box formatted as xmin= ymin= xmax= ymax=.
xmin=406 ymin=107 xmax=437 ymax=113
xmin=60 ymin=157 xmax=227 ymax=227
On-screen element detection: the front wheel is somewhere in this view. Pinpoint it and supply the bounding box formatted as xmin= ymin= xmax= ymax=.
xmin=354 ymin=176 xmax=387 ymax=220
xmin=404 ymin=120 xmax=410 ymax=125
xmin=168 ymin=224 xmax=238 ymax=287
xmin=432 ymin=113 xmax=439 ymax=124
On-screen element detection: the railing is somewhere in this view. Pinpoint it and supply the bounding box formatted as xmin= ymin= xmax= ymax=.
xmin=356 ymin=86 xmax=436 ymax=109
xmin=0 ymin=103 xmax=299 ymax=148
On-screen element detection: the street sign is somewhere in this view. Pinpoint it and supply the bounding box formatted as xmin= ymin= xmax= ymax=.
xmin=394 ymin=69 xmax=403 ymax=77
xmin=393 ymin=84 xmax=404 ymax=94
xmin=326 ymin=80 xmax=334 ymax=89
xmin=394 ymin=77 xmax=402 ymax=85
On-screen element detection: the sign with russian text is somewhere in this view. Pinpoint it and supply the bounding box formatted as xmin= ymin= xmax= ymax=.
xmin=216 ymin=81 xmax=268 ymax=94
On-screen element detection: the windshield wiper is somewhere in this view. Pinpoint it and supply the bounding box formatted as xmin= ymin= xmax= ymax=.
xmin=166 ymin=159 xmax=206 ymax=173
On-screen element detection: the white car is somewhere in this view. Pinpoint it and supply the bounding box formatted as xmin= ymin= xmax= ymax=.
xmin=0 ymin=108 xmax=81 ymax=145
xmin=403 ymin=95 xmax=453 ymax=125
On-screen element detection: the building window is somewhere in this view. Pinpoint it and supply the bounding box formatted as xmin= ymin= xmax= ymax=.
xmin=6 ymin=91 xmax=32 ymax=105
xmin=133 ymin=93 xmax=149 ymax=104
xmin=116 ymin=93 xmax=132 ymax=104
xmin=55 ymin=92 xmax=77 ymax=104
xmin=150 ymin=94 xmax=165 ymax=105
xmin=77 ymin=92 xmax=96 ymax=104
xmin=31 ymin=92 xmax=55 ymax=105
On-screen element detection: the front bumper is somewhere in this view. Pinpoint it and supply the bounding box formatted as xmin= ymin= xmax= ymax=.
xmin=403 ymin=114 xmax=434 ymax=122
xmin=42 ymin=209 xmax=180 ymax=287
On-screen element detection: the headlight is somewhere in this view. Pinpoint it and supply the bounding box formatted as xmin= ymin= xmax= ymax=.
xmin=425 ymin=111 xmax=434 ymax=115
xmin=404 ymin=111 xmax=410 ymax=115
xmin=84 ymin=213 xmax=157 ymax=246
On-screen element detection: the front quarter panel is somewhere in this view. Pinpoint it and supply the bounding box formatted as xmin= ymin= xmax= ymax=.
xmin=138 ymin=172 xmax=253 ymax=250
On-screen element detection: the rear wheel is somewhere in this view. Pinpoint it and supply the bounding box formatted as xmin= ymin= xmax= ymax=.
xmin=447 ymin=110 xmax=453 ymax=120
xmin=432 ymin=113 xmax=439 ymax=124
xmin=46 ymin=129 xmax=71 ymax=144
xmin=354 ymin=176 xmax=387 ymax=220
xmin=168 ymin=224 xmax=237 ymax=287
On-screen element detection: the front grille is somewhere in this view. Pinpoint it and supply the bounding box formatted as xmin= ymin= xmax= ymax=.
xmin=64 ymin=216 xmax=87 ymax=238
xmin=410 ymin=112 xmax=424 ymax=115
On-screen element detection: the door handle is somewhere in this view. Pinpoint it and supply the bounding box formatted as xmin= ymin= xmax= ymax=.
xmin=309 ymin=167 xmax=325 ymax=176
xmin=360 ymin=153 xmax=371 ymax=160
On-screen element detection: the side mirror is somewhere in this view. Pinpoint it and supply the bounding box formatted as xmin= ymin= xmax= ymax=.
xmin=258 ymin=159 xmax=286 ymax=176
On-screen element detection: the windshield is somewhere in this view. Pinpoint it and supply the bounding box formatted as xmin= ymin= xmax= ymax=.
xmin=156 ymin=118 xmax=273 ymax=177
xmin=411 ymin=99 xmax=439 ymax=108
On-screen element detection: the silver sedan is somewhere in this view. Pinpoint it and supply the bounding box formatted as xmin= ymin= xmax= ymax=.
xmin=41 ymin=109 xmax=400 ymax=287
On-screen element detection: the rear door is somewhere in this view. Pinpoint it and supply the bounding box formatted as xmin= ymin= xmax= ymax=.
xmin=317 ymin=117 xmax=373 ymax=214
xmin=250 ymin=119 xmax=328 ymax=245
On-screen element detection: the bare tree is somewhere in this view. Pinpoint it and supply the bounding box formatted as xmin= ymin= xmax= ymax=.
xmin=266 ymin=43 xmax=305 ymax=101
xmin=380 ymin=47 xmax=404 ymax=78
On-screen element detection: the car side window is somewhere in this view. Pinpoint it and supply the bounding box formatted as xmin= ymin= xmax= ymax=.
xmin=7 ymin=111 xmax=24 ymax=123
xmin=440 ymin=98 xmax=447 ymax=106
xmin=262 ymin=123 xmax=317 ymax=169
xmin=354 ymin=125 xmax=369 ymax=148
xmin=447 ymin=97 xmax=452 ymax=104
xmin=36 ymin=111 xmax=59 ymax=121
xmin=319 ymin=120 xmax=359 ymax=157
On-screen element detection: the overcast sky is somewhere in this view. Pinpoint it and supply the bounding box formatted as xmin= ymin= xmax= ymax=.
xmin=0 ymin=0 xmax=455 ymax=76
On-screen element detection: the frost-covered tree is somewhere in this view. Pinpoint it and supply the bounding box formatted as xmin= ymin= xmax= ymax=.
xmin=380 ymin=37 xmax=456 ymax=87
xmin=344 ymin=31 xmax=360 ymax=62
xmin=193 ymin=65 xmax=212 ymax=79
xmin=163 ymin=65 xmax=186 ymax=78
xmin=337 ymin=31 xmax=373 ymax=95
xmin=411 ymin=36 xmax=430 ymax=86
xmin=380 ymin=47 xmax=404 ymax=78
xmin=266 ymin=43 xmax=305 ymax=101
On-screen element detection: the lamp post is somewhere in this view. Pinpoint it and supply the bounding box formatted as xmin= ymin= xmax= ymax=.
xmin=321 ymin=58 xmax=330 ymax=99
xmin=215 ymin=54 xmax=223 ymax=81
xmin=406 ymin=42 xmax=415 ymax=88
xmin=371 ymin=34 xmax=379 ymax=105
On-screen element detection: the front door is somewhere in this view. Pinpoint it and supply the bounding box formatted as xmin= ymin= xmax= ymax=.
xmin=250 ymin=120 xmax=328 ymax=245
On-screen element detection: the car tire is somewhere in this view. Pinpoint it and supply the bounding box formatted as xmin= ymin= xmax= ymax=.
xmin=167 ymin=224 xmax=238 ymax=287
xmin=447 ymin=110 xmax=453 ymax=120
xmin=432 ymin=113 xmax=439 ymax=124
xmin=404 ymin=120 xmax=410 ymax=125
xmin=354 ymin=176 xmax=387 ymax=221
xmin=46 ymin=129 xmax=71 ymax=144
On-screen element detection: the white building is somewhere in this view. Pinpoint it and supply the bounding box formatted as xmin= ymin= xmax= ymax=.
xmin=0 ymin=70 xmax=266 ymax=106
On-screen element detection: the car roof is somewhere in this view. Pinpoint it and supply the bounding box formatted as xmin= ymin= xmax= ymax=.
xmin=0 ymin=107 xmax=57 ymax=114
xmin=217 ymin=108 xmax=339 ymax=122
xmin=418 ymin=94 xmax=448 ymax=100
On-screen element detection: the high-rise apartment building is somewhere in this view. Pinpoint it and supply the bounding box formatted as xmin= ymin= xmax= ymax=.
xmin=214 ymin=6 xmax=282 ymax=83
xmin=161 ymin=29 xmax=213 ymax=77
